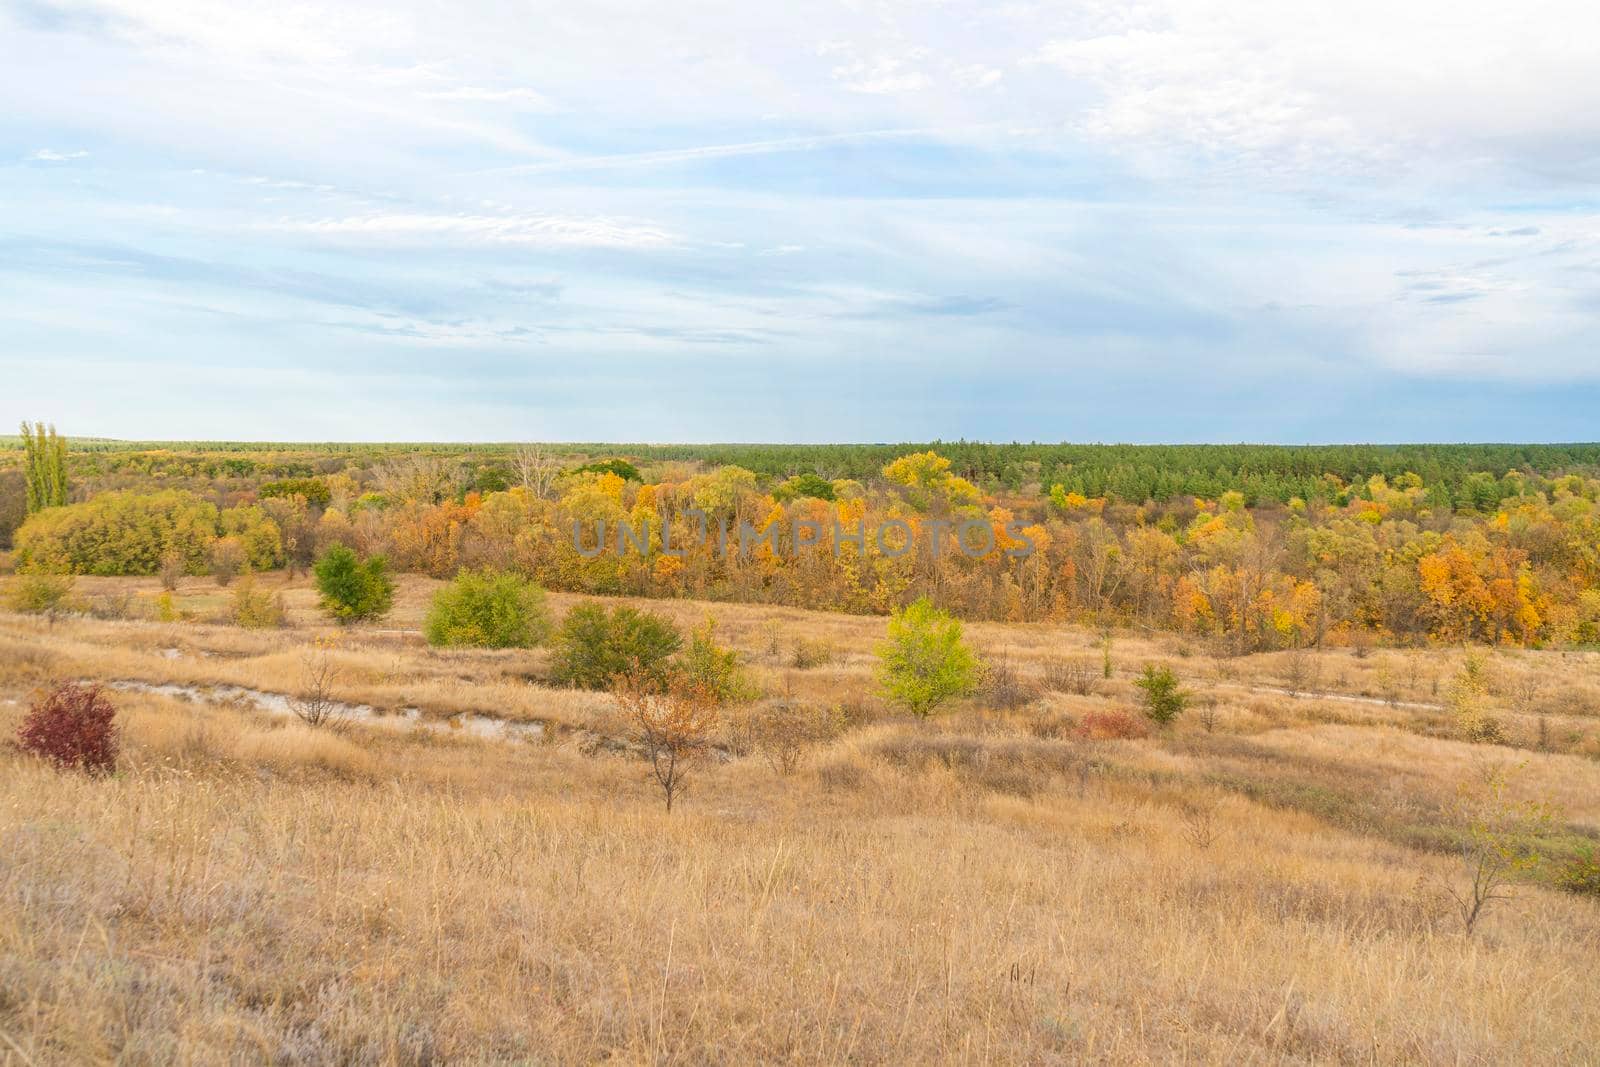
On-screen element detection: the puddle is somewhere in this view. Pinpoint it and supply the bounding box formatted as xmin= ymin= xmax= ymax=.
xmin=98 ymin=679 xmax=548 ymax=742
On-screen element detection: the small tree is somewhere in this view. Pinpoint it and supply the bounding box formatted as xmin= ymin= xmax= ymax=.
xmin=679 ymin=618 xmax=758 ymax=705
xmin=6 ymin=572 xmax=74 ymax=620
xmin=1437 ymin=762 xmax=1554 ymax=935
xmin=550 ymin=603 xmax=682 ymax=689
xmin=424 ymin=569 xmax=550 ymax=648
xmin=614 ymin=670 xmax=717 ymax=812
xmin=231 ymin=576 xmax=285 ymax=629
xmin=1449 ymin=651 xmax=1503 ymax=743
xmin=875 ymin=597 xmax=980 ymax=718
xmin=18 ymin=682 xmax=118 ymax=774
xmin=1135 ymin=664 xmax=1188 ymax=727
xmin=312 ymin=545 xmax=394 ymax=624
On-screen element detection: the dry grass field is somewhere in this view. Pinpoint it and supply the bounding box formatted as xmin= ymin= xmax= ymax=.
xmin=3 ymin=573 xmax=1600 ymax=1064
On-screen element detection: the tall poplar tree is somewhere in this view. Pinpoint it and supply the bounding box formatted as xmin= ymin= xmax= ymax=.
xmin=20 ymin=421 xmax=68 ymax=513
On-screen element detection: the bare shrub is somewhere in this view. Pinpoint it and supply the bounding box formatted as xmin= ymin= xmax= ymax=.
xmin=755 ymin=700 xmax=840 ymax=775
xmin=210 ymin=536 xmax=247 ymax=586
xmin=1042 ymin=658 xmax=1098 ymax=696
xmin=158 ymin=549 xmax=185 ymax=591
xmin=980 ymin=655 xmax=1038 ymax=710
xmin=290 ymin=637 xmax=348 ymax=728
xmin=1179 ymin=803 xmax=1223 ymax=850
xmin=1281 ymin=650 xmax=1321 ymax=697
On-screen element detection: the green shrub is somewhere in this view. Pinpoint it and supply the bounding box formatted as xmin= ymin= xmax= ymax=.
xmin=875 ymin=597 xmax=980 ymax=718
xmin=313 ymin=545 xmax=394 ymax=624
xmin=550 ymin=603 xmax=681 ymax=689
xmin=6 ymin=573 xmax=75 ymax=615
xmin=680 ymin=618 xmax=758 ymax=704
xmin=231 ymin=577 xmax=285 ymax=629
xmin=424 ymin=569 xmax=550 ymax=648
xmin=1135 ymin=664 xmax=1188 ymax=726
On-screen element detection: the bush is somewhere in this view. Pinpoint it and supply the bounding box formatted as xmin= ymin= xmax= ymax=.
xmin=424 ymin=569 xmax=550 ymax=648
xmin=680 ymin=618 xmax=758 ymax=704
xmin=1557 ymin=848 xmax=1600 ymax=898
xmin=17 ymin=682 xmax=119 ymax=774
xmin=1135 ymin=664 xmax=1188 ymax=726
xmin=876 ymin=597 xmax=980 ymax=718
xmin=6 ymin=572 xmax=74 ymax=615
xmin=312 ymin=545 xmax=394 ymax=624
xmin=790 ymin=638 xmax=834 ymax=670
xmin=231 ymin=577 xmax=285 ymax=629
xmin=550 ymin=603 xmax=682 ymax=689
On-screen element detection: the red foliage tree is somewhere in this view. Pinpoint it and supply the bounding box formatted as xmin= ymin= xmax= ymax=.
xmin=17 ymin=682 xmax=120 ymax=774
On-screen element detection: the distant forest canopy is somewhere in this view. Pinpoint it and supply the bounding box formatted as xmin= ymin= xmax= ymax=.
xmin=7 ymin=433 xmax=1600 ymax=649
xmin=2 ymin=439 xmax=1599 ymax=509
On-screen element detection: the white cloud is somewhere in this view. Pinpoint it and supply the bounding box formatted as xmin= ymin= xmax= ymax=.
xmin=28 ymin=148 xmax=90 ymax=161
xmin=420 ymin=86 xmax=551 ymax=108
xmin=260 ymin=211 xmax=677 ymax=249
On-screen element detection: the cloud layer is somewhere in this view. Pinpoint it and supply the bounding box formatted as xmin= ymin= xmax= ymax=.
xmin=2 ymin=0 xmax=1598 ymax=441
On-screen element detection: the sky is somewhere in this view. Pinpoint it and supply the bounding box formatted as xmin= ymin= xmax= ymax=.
xmin=2 ymin=0 xmax=1598 ymax=444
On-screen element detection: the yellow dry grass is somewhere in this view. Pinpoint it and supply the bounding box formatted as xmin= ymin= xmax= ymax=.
xmin=2 ymin=575 xmax=1599 ymax=1064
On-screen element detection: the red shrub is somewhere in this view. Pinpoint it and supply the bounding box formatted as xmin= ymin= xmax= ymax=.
xmin=17 ymin=682 xmax=120 ymax=774
xmin=1075 ymin=708 xmax=1150 ymax=741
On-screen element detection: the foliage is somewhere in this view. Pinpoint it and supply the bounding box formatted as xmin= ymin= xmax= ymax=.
xmin=876 ymin=597 xmax=980 ymax=717
xmin=572 ymin=458 xmax=641 ymax=482
xmin=424 ymin=569 xmax=550 ymax=648
xmin=17 ymin=682 xmax=118 ymax=774
xmin=20 ymin=420 xmax=68 ymax=514
xmin=1135 ymin=664 xmax=1188 ymax=726
xmin=1557 ymin=848 xmax=1600 ymax=898
xmin=6 ymin=572 xmax=75 ymax=615
xmin=13 ymin=490 xmax=222 ymax=576
xmin=550 ymin=603 xmax=683 ymax=689
xmin=231 ymin=577 xmax=285 ymax=629
xmin=259 ymin=477 xmax=332 ymax=508
xmin=679 ymin=618 xmax=759 ymax=704
xmin=312 ymin=545 xmax=395 ymax=624
xmin=773 ymin=473 xmax=836 ymax=502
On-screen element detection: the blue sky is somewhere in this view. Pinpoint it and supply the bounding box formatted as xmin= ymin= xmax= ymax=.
xmin=2 ymin=0 xmax=1598 ymax=443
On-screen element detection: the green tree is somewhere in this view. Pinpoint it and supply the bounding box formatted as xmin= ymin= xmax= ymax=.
xmin=312 ymin=545 xmax=394 ymax=624
xmin=550 ymin=603 xmax=682 ymax=689
xmin=1135 ymin=664 xmax=1188 ymax=726
xmin=20 ymin=421 xmax=68 ymax=513
xmin=876 ymin=597 xmax=980 ymax=717
xmin=424 ymin=569 xmax=550 ymax=648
